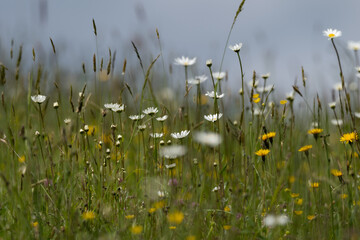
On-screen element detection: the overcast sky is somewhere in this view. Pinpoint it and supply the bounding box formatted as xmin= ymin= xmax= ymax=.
xmin=0 ymin=0 xmax=359 ymax=95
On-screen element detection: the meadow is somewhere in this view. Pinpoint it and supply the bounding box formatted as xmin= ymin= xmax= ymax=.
xmin=1 ymin=2 xmax=360 ymax=239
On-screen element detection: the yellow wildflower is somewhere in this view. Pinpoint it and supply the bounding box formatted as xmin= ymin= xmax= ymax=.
xmin=18 ymin=155 xmax=26 ymax=163
xmin=288 ymin=176 xmax=295 ymax=184
xmin=167 ymin=211 xmax=184 ymax=225
xmin=311 ymin=182 xmax=320 ymax=188
xmin=298 ymin=145 xmax=312 ymax=152
xmin=331 ymin=169 xmax=342 ymax=177
xmin=261 ymin=132 xmax=276 ymax=141
xmin=295 ymin=198 xmax=303 ymax=205
xmin=290 ymin=193 xmax=299 ymax=198
xmin=148 ymin=208 xmax=156 ymax=214
xmin=340 ymin=132 xmax=358 ymax=144
xmin=186 ymin=236 xmax=196 ymax=240
xmin=169 ymin=226 xmax=177 ymax=230
xmin=224 ymin=205 xmax=231 ymax=212
xmin=280 ymin=100 xmax=287 ymax=105
xmin=308 ymin=128 xmax=323 ymax=135
xmin=223 ymin=225 xmax=232 ymax=230
xmin=255 ymin=149 xmax=270 ymax=157
xmin=32 ymin=222 xmax=39 ymax=228
xmin=125 ymin=215 xmax=135 ymax=219
xmin=341 ymin=194 xmax=348 ymax=199
xmin=130 ymin=225 xmax=143 ymax=235
xmin=307 ymin=215 xmax=316 ymax=221
xmin=253 ymin=98 xmax=261 ymax=103
xmin=294 ymin=210 xmax=303 ymax=215
xmin=82 ymin=210 xmax=95 ymax=221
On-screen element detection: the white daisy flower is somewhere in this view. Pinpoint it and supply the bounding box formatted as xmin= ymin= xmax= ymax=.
xmin=156 ymin=115 xmax=168 ymax=122
xmin=229 ymin=43 xmax=243 ymax=52
xmin=206 ymin=59 xmax=212 ymax=67
xmin=160 ymin=145 xmax=187 ymax=159
xmin=253 ymin=108 xmax=261 ymax=116
xmin=171 ymin=130 xmax=190 ymax=139
xmin=205 ymin=91 xmax=224 ymax=99
xmin=64 ymin=118 xmax=71 ymax=125
xmin=328 ymin=102 xmax=336 ymax=109
xmin=129 ymin=114 xmax=145 ymax=121
xmin=150 ymin=133 xmax=164 ymax=138
xmin=349 ymin=81 xmax=358 ymax=91
xmin=355 ymin=67 xmax=360 ymax=73
xmin=333 ymin=82 xmax=344 ymax=91
xmin=261 ymin=73 xmax=271 ymax=79
xmin=348 ymin=41 xmax=360 ymax=51
xmin=138 ymin=124 xmax=146 ymax=131
xmin=143 ymin=107 xmax=158 ymax=116
xmin=323 ymin=28 xmax=342 ymax=40
xmin=165 ymin=163 xmax=177 ymax=169
xmin=248 ymin=80 xmax=259 ymax=88
xmin=174 ymin=56 xmax=196 ymax=66
xmin=354 ymin=112 xmax=360 ymax=119
xmin=212 ymin=72 xmax=226 ymax=80
xmin=286 ymin=91 xmax=295 ymax=101
xmin=104 ymin=103 xmax=125 ymax=112
xmin=212 ymin=186 xmax=220 ymax=192
xmin=188 ymin=75 xmax=208 ymax=85
xmin=31 ymin=94 xmax=46 ymax=104
xmin=331 ymin=119 xmax=343 ymax=126
xmin=194 ymin=132 xmax=222 ymax=147
xmin=257 ymin=84 xmax=274 ymax=93
xmin=204 ymin=113 xmax=223 ymax=122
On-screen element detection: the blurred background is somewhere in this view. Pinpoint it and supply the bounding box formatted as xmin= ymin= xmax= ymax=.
xmin=0 ymin=0 xmax=359 ymax=96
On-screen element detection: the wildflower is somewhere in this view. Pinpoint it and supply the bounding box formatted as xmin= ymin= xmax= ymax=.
xmin=53 ymin=101 xmax=59 ymax=109
xmin=169 ymin=226 xmax=177 ymax=230
xmin=341 ymin=194 xmax=348 ymax=199
xmin=167 ymin=211 xmax=184 ymax=225
xmin=298 ymin=145 xmax=312 ymax=152
xmin=308 ymin=128 xmax=323 ymax=140
xmin=340 ymin=132 xmax=358 ymax=144
xmin=261 ymin=73 xmax=270 ymax=79
xmin=288 ymin=176 xmax=295 ymax=184
xmin=323 ymin=28 xmax=342 ymax=39
xmin=294 ymin=210 xmax=303 ymax=216
xmin=229 ymin=43 xmax=243 ymax=52
xmin=125 ymin=215 xmax=135 ymax=219
xmin=148 ymin=208 xmax=156 ymax=214
xmin=205 ymin=91 xmax=224 ymax=99
xmin=311 ymin=182 xmax=320 ymax=188
xmin=204 ymin=113 xmax=223 ymax=122
xmin=157 ymin=191 xmax=165 ymax=198
xmin=286 ymin=91 xmax=295 ymax=101
xmin=64 ymin=118 xmax=71 ymax=125
xmin=156 ymin=115 xmax=168 ymax=122
xmin=290 ymin=193 xmax=299 ymax=198
xmin=130 ymin=225 xmax=143 ymax=235
xmin=307 ymin=215 xmax=316 ymax=221
xmin=18 ymin=155 xmax=25 ymax=163
xmin=171 ymin=130 xmax=190 ymax=139
xmin=129 ymin=114 xmax=145 ymax=121
xmin=138 ymin=124 xmax=146 ymax=131
xmin=165 ymin=163 xmax=177 ymax=169
xmin=143 ymin=107 xmax=158 ymax=116
xmin=186 ymin=235 xmax=196 ymax=240
xmin=224 ymin=205 xmax=231 ymax=212
xmin=150 ymin=133 xmax=164 ymax=138
xmin=333 ymin=82 xmax=343 ymax=91
xmin=174 ymin=56 xmax=196 ymax=66
xmin=355 ymin=112 xmax=360 ymax=119
xmin=253 ymin=98 xmax=261 ymax=103
xmin=263 ymin=214 xmax=289 ymax=228
xmin=82 ymin=210 xmax=95 ymax=221
xmin=331 ymin=169 xmax=342 ymax=177
xmin=31 ymin=94 xmax=46 ymax=104
xmin=280 ymin=100 xmax=287 ymax=105
xmin=212 ymin=186 xmax=220 ymax=192
xmin=104 ymin=103 xmax=125 ymax=112
xmin=248 ymin=80 xmax=259 ymax=88
xmin=348 ymin=41 xmax=360 ymax=51
xmin=160 ymin=145 xmax=187 ymax=159
xmin=331 ymin=119 xmax=343 ymax=126
xmin=223 ymin=225 xmax=232 ymax=230
xmin=194 ymin=132 xmax=222 ymax=147
xmin=206 ymin=59 xmax=212 ymax=67
xmin=255 ymin=149 xmax=270 ymax=162
xmin=212 ymin=72 xmax=226 ymax=80
xmin=32 ymin=222 xmax=39 ymax=228
xmin=188 ymin=75 xmax=208 ymax=85
xmin=295 ymin=198 xmax=303 ymax=205
xmin=261 ymin=132 xmax=276 ymax=141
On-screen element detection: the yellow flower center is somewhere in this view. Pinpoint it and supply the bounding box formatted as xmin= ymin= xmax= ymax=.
xmin=328 ymin=33 xmax=335 ymax=38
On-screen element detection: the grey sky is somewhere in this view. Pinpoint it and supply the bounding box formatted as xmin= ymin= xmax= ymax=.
xmin=0 ymin=0 xmax=359 ymax=95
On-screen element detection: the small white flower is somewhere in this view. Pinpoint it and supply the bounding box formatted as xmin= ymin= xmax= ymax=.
xmin=171 ymin=130 xmax=190 ymax=139
xmin=206 ymin=59 xmax=212 ymax=67
xmin=64 ymin=118 xmax=71 ymax=125
xmin=31 ymin=94 xmax=46 ymax=104
xmin=311 ymin=122 xmax=319 ymax=128
xmin=349 ymin=81 xmax=358 ymax=91
xmin=257 ymin=84 xmax=274 ymax=93
xmin=331 ymin=119 xmax=343 ymax=126
xmin=253 ymin=108 xmax=261 ymax=116
xmin=239 ymin=88 xmax=244 ymax=95
xmin=348 ymin=41 xmax=360 ymax=51
xmin=160 ymin=145 xmax=187 ymax=159
xmin=212 ymin=72 xmax=226 ymax=80
xmin=333 ymin=82 xmax=343 ymax=91
xmin=355 ymin=112 xmax=360 ymax=119
xmin=205 ymin=91 xmax=225 ymax=99
xmin=323 ymin=28 xmax=342 ymax=40
xmin=165 ymin=163 xmax=177 ymax=169
xmin=129 ymin=114 xmax=145 ymax=121
xmin=263 ymin=214 xmax=277 ymax=228
xmin=194 ymin=132 xmax=222 ymax=147
xmin=143 ymin=107 xmax=158 ymax=115
xmin=261 ymin=73 xmax=271 ymax=79
xmin=157 ymin=191 xmax=165 ymax=198
xmin=229 ymin=43 xmax=243 ymax=52
xmin=286 ymin=91 xmax=295 ymax=101
xmin=138 ymin=124 xmax=146 ymax=131
xmin=156 ymin=115 xmax=168 ymax=122
xmin=276 ymin=214 xmax=289 ymax=226
xmin=150 ymin=133 xmax=164 ymax=138
xmin=104 ymin=103 xmax=125 ymax=112
xmin=212 ymin=186 xmax=220 ymax=192
xmin=188 ymin=75 xmax=208 ymax=85
xmin=174 ymin=56 xmax=196 ymax=66
xmin=356 ymin=67 xmax=360 ymax=73
xmin=328 ymin=102 xmax=336 ymax=109
xmin=204 ymin=113 xmax=223 ymax=122
xmin=53 ymin=101 xmax=59 ymax=109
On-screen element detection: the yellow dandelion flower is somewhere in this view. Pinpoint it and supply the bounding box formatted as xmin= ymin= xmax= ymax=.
xmin=298 ymin=145 xmax=312 ymax=152
xmin=186 ymin=236 xmax=196 ymax=240
xmin=341 ymin=194 xmax=348 ymax=199
xmin=290 ymin=193 xmax=299 ymax=198
xmin=253 ymin=94 xmax=260 ymax=99
xmin=32 ymin=221 xmax=39 ymax=228
xmin=223 ymin=225 xmax=232 ymax=230
xmin=331 ymin=169 xmax=342 ymax=177
xmin=288 ymin=176 xmax=295 ymax=184
xmin=253 ymin=98 xmax=261 ymax=103
xmin=125 ymin=215 xmax=135 ymax=219
xmin=169 ymin=226 xmax=177 ymax=230
xmin=255 ymin=149 xmax=270 ymax=157
xmin=307 ymin=215 xmax=316 ymax=221
xmin=311 ymin=182 xmax=320 ymax=188
xmin=130 ymin=225 xmax=143 ymax=235
xmin=224 ymin=205 xmax=231 ymax=212
xmin=18 ymin=155 xmax=26 ymax=163
xmin=284 ymin=188 xmax=291 ymax=192
xmin=82 ymin=210 xmax=95 ymax=221
xmin=308 ymin=128 xmax=323 ymax=135
xmin=153 ymin=200 xmax=165 ymax=210
xmin=261 ymin=132 xmax=276 ymax=141
xmin=294 ymin=210 xmax=303 ymax=215
xmin=280 ymin=100 xmax=288 ymax=105
xmin=295 ymin=198 xmax=303 ymax=205
xmin=340 ymin=132 xmax=358 ymax=144
xmin=148 ymin=208 xmax=156 ymax=214
xmin=167 ymin=211 xmax=184 ymax=225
